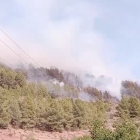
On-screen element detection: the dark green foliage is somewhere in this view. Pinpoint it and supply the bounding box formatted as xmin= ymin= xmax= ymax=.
xmin=38 ymin=99 xmax=107 ymax=132
xmin=129 ymin=97 xmax=140 ymax=117
xmin=0 ymin=66 xmax=108 ymax=131
xmin=0 ymin=84 xmax=107 ymax=131
xmin=115 ymin=121 xmax=140 ymax=140
xmin=117 ymin=96 xmax=140 ymax=118
xmin=76 ymin=119 xmax=140 ymax=140
xmin=9 ymin=98 xmax=22 ymax=127
xmin=0 ymin=90 xmax=11 ymax=128
xmin=90 ymin=119 xmax=114 ymax=140
xmin=2 ymin=64 xmax=140 ymax=140
xmin=0 ymin=66 xmax=26 ymax=89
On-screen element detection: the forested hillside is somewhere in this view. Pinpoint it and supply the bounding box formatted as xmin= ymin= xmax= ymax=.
xmin=2 ymin=64 xmax=140 ymax=140
xmin=15 ymin=65 xmax=118 ymax=102
xmin=0 ymin=65 xmax=109 ymax=132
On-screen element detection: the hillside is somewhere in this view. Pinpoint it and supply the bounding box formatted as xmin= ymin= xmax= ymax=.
xmin=1 ymin=64 xmax=140 ymax=139
xmin=15 ymin=65 xmax=118 ymax=102
xmin=0 ymin=65 xmax=109 ymax=130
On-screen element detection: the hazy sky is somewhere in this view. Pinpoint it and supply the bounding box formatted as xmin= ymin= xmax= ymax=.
xmin=0 ymin=0 xmax=140 ymax=82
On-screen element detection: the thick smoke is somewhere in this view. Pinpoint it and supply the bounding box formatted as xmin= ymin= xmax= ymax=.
xmin=0 ymin=0 xmax=133 ymax=101
xmin=0 ymin=0 xmax=133 ymax=88
xmin=78 ymin=92 xmax=95 ymax=102
xmin=13 ymin=63 xmax=121 ymax=101
xmin=79 ymin=74 xmax=121 ymax=99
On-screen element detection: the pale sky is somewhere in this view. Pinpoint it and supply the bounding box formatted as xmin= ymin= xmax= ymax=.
xmin=0 ymin=0 xmax=140 ymax=82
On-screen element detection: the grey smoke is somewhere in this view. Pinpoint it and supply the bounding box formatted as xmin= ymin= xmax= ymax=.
xmin=9 ymin=63 xmax=122 ymax=100
xmin=78 ymin=92 xmax=95 ymax=102
xmin=79 ymin=73 xmax=121 ymax=99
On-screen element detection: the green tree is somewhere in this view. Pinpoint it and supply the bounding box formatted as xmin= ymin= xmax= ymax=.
xmin=118 ymin=96 xmax=140 ymax=118
xmin=90 ymin=119 xmax=114 ymax=140
xmin=0 ymin=92 xmax=11 ymax=128
xmin=129 ymin=97 xmax=140 ymax=117
xmin=115 ymin=121 xmax=140 ymax=140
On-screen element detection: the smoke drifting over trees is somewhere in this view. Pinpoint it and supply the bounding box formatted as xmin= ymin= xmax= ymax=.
xmin=2 ymin=61 xmax=140 ymax=101
xmin=13 ymin=64 xmax=121 ymax=101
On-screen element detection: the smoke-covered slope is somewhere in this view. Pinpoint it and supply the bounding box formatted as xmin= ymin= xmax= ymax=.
xmin=2 ymin=62 xmax=139 ymax=102
xmin=14 ymin=64 xmax=119 ymax=102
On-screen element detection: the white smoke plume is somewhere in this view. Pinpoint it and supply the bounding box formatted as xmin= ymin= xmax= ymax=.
xmin=0 ymin=0 xmax=136 ymax=99
xmin=79 ymin=74 xmax=121 ymax=99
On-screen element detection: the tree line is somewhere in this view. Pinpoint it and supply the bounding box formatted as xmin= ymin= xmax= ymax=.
xmin=0 ymin=65 xmax=109 ymax=132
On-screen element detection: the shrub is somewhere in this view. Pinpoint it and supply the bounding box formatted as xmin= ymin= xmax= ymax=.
xmin=117 ymin=96 xmax=140 ymax=118
xmin=77 ymin=119 xmax=140 ymax=140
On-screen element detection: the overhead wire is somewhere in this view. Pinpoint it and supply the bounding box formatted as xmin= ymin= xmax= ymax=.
xmin=0 ymin=56 xmax=14 ymax=67
xmin=0 ymin=38 xmax=40 ymax=83
xmin=0 ymin=56 xmax=41 ymax=94
xmin=0 ymin=28 xmax=43 ymax=85
xmin=0 ymin=28 xmax=75 ymax=97
xmin=0 ymin=36 xmax=55 ymax=96
xmin=0 ymin=28 xmax=40 ymax=67
xmin=0 ymin=38 xmax=29 ymax=64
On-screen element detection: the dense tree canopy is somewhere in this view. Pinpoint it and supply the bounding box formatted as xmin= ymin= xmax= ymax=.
xmin=0 ymin=65 xmax=109 ymax=131
xmin=0 ymin=66 xmax=26 ymax=89
xmin=2 ymin=64 xmax=140 ymax=140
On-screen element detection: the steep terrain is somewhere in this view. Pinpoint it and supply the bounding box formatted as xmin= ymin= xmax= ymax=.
xmin=15 ymin=65 xmax=118 ymax=102
xmin=1 ymin=64 xmax=140 ymax=139
xmin=0 ymin=102 xmax=120 ymax=140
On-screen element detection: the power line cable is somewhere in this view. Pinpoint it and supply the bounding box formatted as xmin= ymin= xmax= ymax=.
xmin=0 ymin=56 xmax=13 ymax=67
xmin=0 ymin=28 xmax=43 ymax=84
xmin=0 ymin=28 xmax=40 ymax=67
xmin=0 ymin=56 xmax=40 ymax=85
xmin=0 ymin=39 xmax=41 ymax=84
xmin=0 ymin=33 xmax=42 ymax=85
xmin=0 ymin=38 xmax=29 ymax=64
xmin=0 ymin=29 xmax=64 ymax=95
